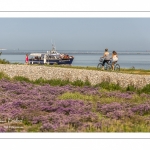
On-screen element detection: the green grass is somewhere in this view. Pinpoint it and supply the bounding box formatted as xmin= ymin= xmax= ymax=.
xmin=140 ymin=84 xmax=150 ymax=94
xmin=32 ymin=78 xmax=70 ymax=86
xmin=13 ymin=76 xmax=31 ymax=83
xmin=12 ymin=76 xmax=91 ymax=87
xmin=58 ymin=92 xmax=97 ymax=101
xmin=0 ymin=72 xmax=10 ymax=80
xmin=58 ymin=90 xmax=150 ymax=104
xmin=95 ymin=81 xmax=122 ymax=91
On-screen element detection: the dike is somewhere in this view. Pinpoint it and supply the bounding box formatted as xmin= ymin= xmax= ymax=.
xmin=0 ymin=64 xmax=150 ymax=88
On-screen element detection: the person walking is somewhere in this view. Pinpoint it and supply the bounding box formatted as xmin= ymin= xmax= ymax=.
xmin=25 ymin=54 xmax=29 ymax=64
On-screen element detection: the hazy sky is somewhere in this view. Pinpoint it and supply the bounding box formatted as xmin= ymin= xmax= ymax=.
xmin=0 ymin=18 xmax=150 ymax=51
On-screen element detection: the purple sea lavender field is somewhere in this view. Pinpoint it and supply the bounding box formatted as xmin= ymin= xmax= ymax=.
xmin=0 ymin=80 xmax=115 ymax=131
xmin=1 ymin=79 xmax=150 ymax=132
xmin=139 ymin=93 xmax=150 ymax=99
xmin=106 ymin=91 xmax=134 ymax=99
xmin=0 ymin=126 xmax=7 ymax=132
xmin=0 ymin=81 xmax=58 ymax=102
xmin=32 ymin=115 xmax=50 ymax=124
xmin=80 ymin=119 xmax=114 ymax=131
xmin=41 ymin=100 xmax=93 ymax=115
xmin=0 ymin=80 xmax=101 ymax=102
xmin=40 ymin=120 xmax=72 ymax=132
xmin=0 ymin=98 xmax=50 ymax=121
xmin=0 ymin=101 xmax=24 ymax=119
xmin=0 ymin=80 xmax=100 ymax=131
xmin=106 ymin=110 xmax=134 ymax=119
xmin=1 ymin=80 xmax=31 ymax=94
xmin=79 ymin=113 xmax=99 ymax=122
xmin=40 ymin=122 xmax=57 ymax=132
xmin=38 ymin=112 xmax=99 ymax=132
xmin=32 ymin=113 xmax=79 ymax=131
xmin=97 ymin=102 xmax=124 ymax=114
xmin=75 ymin=86 xmax=100 ymax=95
xmin=97 ymin=102 xmax=135 ymax=119
xmin=131 ymin=102 xmax=150 ymax=115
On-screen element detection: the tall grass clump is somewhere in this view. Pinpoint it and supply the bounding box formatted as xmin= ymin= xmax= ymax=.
xmin=0 ymin=59 xmax=10 ymax=64
xmin=95 ymin=81 xmax=121 ymax=91
xmin=126 ymin=85 xmax=136 ymax=92
xmin=33 ymin=78 xmax=70 ymax=86
xmin=140 ymin=84 xmax=150 ymax=94
xmin=13 ymin=76 xmax=31 ymax=83
xmin=0 ymin=71 xmax=10 ymax=80
xmin=71 ymin=79 xmax=91 ymax=87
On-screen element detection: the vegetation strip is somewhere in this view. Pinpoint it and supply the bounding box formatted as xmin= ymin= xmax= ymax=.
xmin=0 ymin=72 xmax=150 ymax=132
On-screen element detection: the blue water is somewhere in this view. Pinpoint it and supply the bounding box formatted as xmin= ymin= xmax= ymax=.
xmin=1 ymin=49 xmax=150 ymax=70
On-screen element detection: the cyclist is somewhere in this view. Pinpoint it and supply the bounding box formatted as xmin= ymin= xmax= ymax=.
xmin=111 ymin=51 xmax=118 ymax=71
xmin=100 ymin=48 xmax=110 ymax=70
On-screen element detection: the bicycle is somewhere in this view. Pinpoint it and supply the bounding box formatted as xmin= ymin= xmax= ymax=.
xmin=97 ymin=57 xmax=120 ymax=71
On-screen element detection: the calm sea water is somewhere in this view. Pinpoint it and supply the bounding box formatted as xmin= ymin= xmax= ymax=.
xmin=1 ymin=50 xmax=150 ymax=70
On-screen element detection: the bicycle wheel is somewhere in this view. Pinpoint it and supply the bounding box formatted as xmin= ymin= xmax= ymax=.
xmin=115 ymin=64 xmax=120 ymax=71
xmin=97 ymin=63 xmax=103 ymax=70
xmin=106 ymin=64 xmax=112 ymax=71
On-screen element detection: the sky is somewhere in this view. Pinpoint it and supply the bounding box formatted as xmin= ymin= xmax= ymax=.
xmin=0 ymin=18 xmax=150 ymax=51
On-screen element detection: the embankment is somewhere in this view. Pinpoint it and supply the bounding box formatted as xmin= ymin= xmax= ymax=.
xmin=0 ymin=64 xmax=150 ymax=88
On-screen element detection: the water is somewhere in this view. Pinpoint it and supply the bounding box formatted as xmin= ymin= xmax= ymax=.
xmin=1 ymin=49 xmax=150 ymax=70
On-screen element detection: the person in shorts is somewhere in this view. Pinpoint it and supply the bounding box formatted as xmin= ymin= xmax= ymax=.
xmin=111 ymin=51 xmax=118 ymax=71
xmin=100 ymin=48 xmax=110 ymax=70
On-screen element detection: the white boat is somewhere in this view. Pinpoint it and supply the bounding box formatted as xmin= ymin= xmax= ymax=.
xmin=29 ymin=44 xmax=74 ymax=65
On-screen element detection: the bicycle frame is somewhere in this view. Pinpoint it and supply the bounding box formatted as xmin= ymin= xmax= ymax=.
xmin=97 ymin=58 xmax=120 ymax=71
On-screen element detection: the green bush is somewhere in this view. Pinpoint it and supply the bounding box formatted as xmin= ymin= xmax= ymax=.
xmin=0 ymin=72 xmax=10 ymax=80
xmin=71 ymin=79 xmax=85 ymax=87
xmin=33 ymin=78 xmax=70 ymax=86
xmin=126 ymin=85 xmax=136 ymax=92
xmin=45 ymin=79 xmax=70 ymax=86
xmin=0 ymin=59 xmax=10 ymax=64
xmin=140 ymin=84 xmax=150 ymax=94
xmin=95 ymin=81 xmax=121 ymax=91
xmin=13 ymin=76 xmax=31 ymax=83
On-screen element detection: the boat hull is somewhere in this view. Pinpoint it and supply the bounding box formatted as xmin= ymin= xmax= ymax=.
xmin=29 ymin=58 xmax=74 ymax=65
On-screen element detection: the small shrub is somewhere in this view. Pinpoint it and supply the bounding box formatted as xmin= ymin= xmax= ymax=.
xmin=0 ymin=59 xmax=10 ymax=64
xmin=59 ymin=92 xmax=94 ymax=101
xmin=13 ymin=76 xmax=31 ymax=83
xmin=71 ymin=79 xmax=85 ymax=87
xmin=140 ymin=84 xmax=150 ymax=94
xmin=126 ymin=85 xmax=136 ymax=92
xmin=0 ymin=71 xmax=10 ymax=80
xmin=33 ymin=77 xmax=46 ymax=85
xmin=47 ymin=79 xmax=70 ymax=86
xmin=95 ymin=81 xmax=121 ymax=91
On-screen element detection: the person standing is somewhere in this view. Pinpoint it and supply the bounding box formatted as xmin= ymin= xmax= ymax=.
xmin=25 ymin=54 xmax=29 ymax=64
xmin=101 ymin=48 xmax=110 ymax=70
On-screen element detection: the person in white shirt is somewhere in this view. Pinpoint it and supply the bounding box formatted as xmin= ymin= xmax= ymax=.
xmin=111 ymin=51 xmax=118 ymax=71
xmin=101 ymin=48 xmax=110 ymax=70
